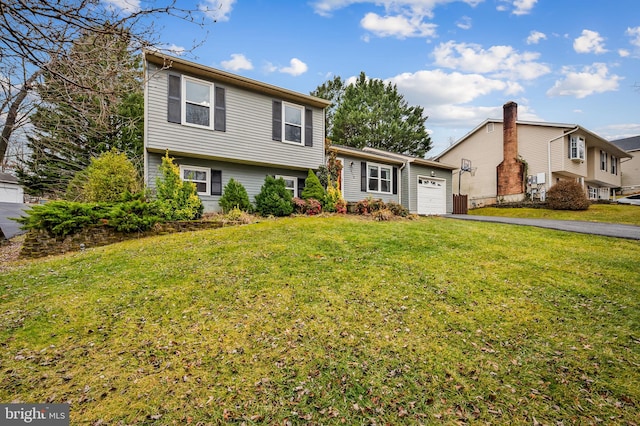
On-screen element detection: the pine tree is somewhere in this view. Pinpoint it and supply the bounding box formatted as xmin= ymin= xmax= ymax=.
xmin=301 ymin=169 xmax=325 ymax=201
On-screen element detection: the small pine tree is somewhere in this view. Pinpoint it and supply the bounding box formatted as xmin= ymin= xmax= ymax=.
xmin=155 ymin=152 xmax=203 ymax=220
xmin=219 ymin=178 xmax=252 ymax=212
xmin=254 ymin=176 xmax=293 ymax=217
xmin=301 ymin=169 xmax=325 ymax=201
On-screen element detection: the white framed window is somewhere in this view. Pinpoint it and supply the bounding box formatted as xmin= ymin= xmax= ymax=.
xmin=600 ymin=150 xmax=608 ymax=171
xmin=367 ymin=163 xmax=392 ymax=194
xmin=180 ymin=165 xmax=210 ymax=195
xmin=611 ymin=156 xmax=618 ymax=175
xmin=276 ymin=175 xmax=297 ymax=196
xmin=183 ymin=76 xmax=214 ymax=128
xmin=588 ymin=186 xmax=598 ymax=200
xmin=569 ymin=136 xmax=585 ymax=161
xmin=282 ymin=102 xmax=304 ymax=145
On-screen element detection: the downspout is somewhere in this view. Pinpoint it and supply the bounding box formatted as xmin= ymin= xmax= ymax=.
xmin=547 ymin=126 xmax=579 ymax=190
xmin=143 ymin=53 xmax=150 ymax=188
xmin=398 ymin=162 xmax=407 ymax=206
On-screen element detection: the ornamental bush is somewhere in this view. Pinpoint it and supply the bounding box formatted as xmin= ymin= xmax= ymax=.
xmin=301 ymin=169 xmax=325 ymax=201
xmin=15 ymin=201 xmax=110 ymax=237
xmin=546 ymin=180 xmax=590 ymax=210
xmin=219 ymin=178 xmax=252 ymax=212
xmin=254 ymin=176 xmax=293 ymax=217
xmin=155 ymin=152 xmax=204 ymax=220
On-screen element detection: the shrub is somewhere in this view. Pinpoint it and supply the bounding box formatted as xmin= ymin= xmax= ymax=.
xmin=324 ymin=182 xmax=344 ymax=213
xmin=301 ymin=169 xmax=325 ymax=201
xmin=224 ymin=207 xmax=254 ymax=224
xmin=372 ymin=208 xmax=394 ymax=221
xmin=66 ymin=149 xmax=142 ymax=203
xmin=254 ymin=176 xmax=293 ymax=217
xmin=15 ymin=201 xmax=110 ymax=237
xmin=546 ymin=180 xmax=590 ymax=210
xmin=155 ymin=152 xmax=204 ymax=220
xmin=292 ymin=197 xmax=307 ymax=214
xmin=355 ymin=197 xmax=386 ymax=215
xmin=219 ymin=178 xmax=252 ymax=212
xmin=108 ymin=199 xmax=162 ymax=233
xmin=334 ymin=198 xmax=347 ymax=214
xmin=386 ymin=201 xmax=409 ymax=217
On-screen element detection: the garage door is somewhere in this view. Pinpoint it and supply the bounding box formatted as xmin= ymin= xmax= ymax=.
xmin=0 ymin=184 xmax=23 ymax=203
xmin=417 ymin=177 xmax=446 ymax=215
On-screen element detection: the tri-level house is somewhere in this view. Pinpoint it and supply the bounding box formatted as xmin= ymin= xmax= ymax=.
xmin=144 ymin=51 xmax=456 ymax=214
xmin=143 ymin=50 xmax=330 ymax=212
xmin=610 ymin=135 xmax=640 ymax=195
xmin=434 ymin=102 xmax=631 ymax=208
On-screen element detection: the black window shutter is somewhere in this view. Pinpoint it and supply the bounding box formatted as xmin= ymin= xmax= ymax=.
xmin=211 ymin=170 xmax=222 ymax=195
xmin=361 ymin=162 xmax=367 ymax=192
xmin=304 ymin=108 xmax=313 ymax=147
xmin=272 ymin=100 xmax=282 ymax=141
xmin=392 ymin=167 xmax=398 ymax=195
xmin=297 ymin=177 xmax=305 ymax=197
xmin=168 ymin=74 xmax=181 ymax=123
xmin=214 ymin=87 xmax=226 ymax=132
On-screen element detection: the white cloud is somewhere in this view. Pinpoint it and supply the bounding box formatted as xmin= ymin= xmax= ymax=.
xmin=102 ymin=0 xmax=140 ymax=14
xmin=598 ymin=123 xmax=640 ymax=141
xmin=432 ymin=41 xmax=551 ymax=80
xmin=388 ymin=69 xmax=523 ymax=108
xmin=220 ymin=54 xmax=253 ymax=71
xmin=311 ymin=0 xmax=483 ymax=18
xmin=546 ymin=63 xmax=622 ymax=98
xmin=573 ymin=29 xmax=607 ymax=54
xmin=199 ymin=0 xmax=236 ymax=22
xmin=496 ymin=0 xmax=537 ymax=15
xmin=278 ymin=58 xmax=309 ymax=76
xmin=361 ymin=12 xmax=437 ymax=38
xmin=618 ymin=49 xmax=630 ymax=57
xmin=526 ymin=31 xmax=546 ymax=45
xmin=456 ymin=16 xmax=472 ymax=30
xmin=163 ymin=44 xmax=187 ymax=55
xmin=626 ymin=27 xmax=640 ymax=47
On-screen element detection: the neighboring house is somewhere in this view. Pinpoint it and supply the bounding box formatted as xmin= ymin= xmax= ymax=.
xmin=329 ymin=145 xmax=456 ymax=215
xmin=144 ymin=51 xmax=331 ymax=212
xmin=609 ymin=135 xmax=640 ymax=194
xmin=434 ymin=102 xmax=631 ymax=208
xmin=0 ymin=172 xmax=24 ymax=203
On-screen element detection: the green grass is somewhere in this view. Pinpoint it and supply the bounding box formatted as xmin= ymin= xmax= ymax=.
xmin=1 ymin=215 xmax=639 ymax=424
xmin=470 ymin=204 xmax=640 ymax=226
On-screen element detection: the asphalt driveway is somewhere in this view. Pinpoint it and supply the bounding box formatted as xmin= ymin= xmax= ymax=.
xmin=445 ymin=214 xmax=640 ymax=240
xmin=0 ymin=202 xmax=29 ymax=240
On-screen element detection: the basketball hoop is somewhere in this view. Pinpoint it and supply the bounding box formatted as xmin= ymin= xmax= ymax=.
xmin=470 ymin=167 xmax=477 ymax=177
xmin=461 ymin=158 xmax=472 ymax=172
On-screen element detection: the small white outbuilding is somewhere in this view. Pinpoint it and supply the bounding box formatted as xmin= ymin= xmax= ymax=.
xmin=0 ymin=172 xmax=24 ymax=203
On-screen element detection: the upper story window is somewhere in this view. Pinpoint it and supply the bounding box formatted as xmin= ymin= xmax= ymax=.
xmin=180 ymin=165 xmax=210 ymax=195
xmin=167 ymin=74 xmax=226 ymax=131
xmin=600 ymin=150 xmax=608 ymax=172
xmin=569 ymin=136 xmax=585 ymax=161
xmin=368 ymin=163 xmax=392 ymax=194
xmin=611 ymin=156 xmax=618 ymax=175
xmin=272 ymin=100 xmax=313 ymax=147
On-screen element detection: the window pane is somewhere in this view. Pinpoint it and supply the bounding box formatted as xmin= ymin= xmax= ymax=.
xmin=186 ymin=103 xmax=210 ymax=126
xmin=381 ymin=180 xmax=390 ymax=193
xmin=285 ymin=124 xmax=301 ymax=143
xmin=381 ymin=168 xmax=390 ymax=180
xmin=368 ymin=166 xmax=378 ymax=178
xmin=186 ymin=80 xmax=210 ymax=106
xmin=285 ymin=105 xmax=302 ymax=125
xmin=195 ymin=182 xmax=207 ymax=193
xmin=368 ymin=178 xmax=378 ymax=191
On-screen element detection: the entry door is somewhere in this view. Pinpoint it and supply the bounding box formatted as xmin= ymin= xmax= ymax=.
xmin=417 ymin=177 xmax=446 ymax=215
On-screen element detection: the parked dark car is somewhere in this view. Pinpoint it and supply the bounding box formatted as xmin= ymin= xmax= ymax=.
xmin=616 ymin=194 xmax=640 ymax=205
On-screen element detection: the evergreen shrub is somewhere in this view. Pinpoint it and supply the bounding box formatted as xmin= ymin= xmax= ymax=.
xmin=219 ymin=178 xmax=252 ymax=212
xmin=301 ymin=169 xmax=325 ymax=201
xmin=254 ymin=176 xmax=293 ymax=217
xmin=546 ymin=180 xmax=590 ymax=210
xmin=155 ymin=152 xmax=203 ymax=220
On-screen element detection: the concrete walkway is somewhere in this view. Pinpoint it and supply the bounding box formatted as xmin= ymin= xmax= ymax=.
xmin=445 ymin=214 xmax=640 ymax=240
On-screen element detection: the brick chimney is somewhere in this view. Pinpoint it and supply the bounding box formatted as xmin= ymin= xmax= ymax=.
xmin=496 ymin=101 xmax=525 ymax=198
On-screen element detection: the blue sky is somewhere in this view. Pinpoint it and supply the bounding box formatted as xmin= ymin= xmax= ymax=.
xmin=119 ymin=0 xmax=640 ymax=156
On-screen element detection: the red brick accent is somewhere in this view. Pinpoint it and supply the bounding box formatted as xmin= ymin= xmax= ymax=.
xmin=497 ymin=101 xmax=525 ymax=196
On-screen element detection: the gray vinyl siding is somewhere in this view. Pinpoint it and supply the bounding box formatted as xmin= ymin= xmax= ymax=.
xmin=147 ymin=152 xmax=310 ymax=212
xmin=339 ymin=154 xmax=399 ymax=204
xmin=145 ymin=63 xmax=324 ymax=172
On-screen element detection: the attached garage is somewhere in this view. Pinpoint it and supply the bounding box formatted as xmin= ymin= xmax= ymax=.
xmin=417 ymin=176 xmax=446 ymax=215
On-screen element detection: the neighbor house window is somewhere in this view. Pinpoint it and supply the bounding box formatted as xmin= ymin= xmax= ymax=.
xmin=276 ymin=175 xmax=297 ymax=197
xmin=180 ymin=165 xmax=210 ymax=195
xmin=569 ymin=136 xmax=585 ymax=160
xmin=600 ymin=150 xmax=608 ymax=171
xmin=611 ymin=156 xmax=618 ymax=175
xmin=167 ymin=74 xmax=226 ymax=131
xmin=367 ymin=163 xmax=392 ymax=193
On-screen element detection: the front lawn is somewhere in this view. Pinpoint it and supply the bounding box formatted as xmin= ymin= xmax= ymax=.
xmin=470 ymin=203 xmax=640 ymax=226
xmin=1 ymin=216 xmax=639 ymax=424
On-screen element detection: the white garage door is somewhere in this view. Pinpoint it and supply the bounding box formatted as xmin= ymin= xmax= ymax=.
xmin=417 ymin=176 xmax=446 ymax=215
xmin=0 ymin=184 xmax=23 ymax=203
